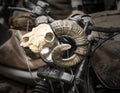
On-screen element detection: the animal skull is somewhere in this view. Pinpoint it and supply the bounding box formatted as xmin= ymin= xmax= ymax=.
xmin=20 ymin=24 xmax=55 ymax=53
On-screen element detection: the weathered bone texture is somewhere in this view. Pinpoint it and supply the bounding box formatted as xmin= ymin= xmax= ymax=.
xmin=50 ymin=20 xmax=89 ymax=67
xmin=20 ymin=24 xmax=55 ymax=53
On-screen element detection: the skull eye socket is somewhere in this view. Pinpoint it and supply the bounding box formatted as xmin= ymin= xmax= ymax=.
xmin=23 ymin=37 xmax=29 ymax=42
xmin=45 ymin=32 xmax=54 ymax=42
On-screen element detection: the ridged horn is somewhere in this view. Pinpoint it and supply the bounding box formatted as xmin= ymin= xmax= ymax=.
xmin=50 ymin=20 xmax=89 ymax=67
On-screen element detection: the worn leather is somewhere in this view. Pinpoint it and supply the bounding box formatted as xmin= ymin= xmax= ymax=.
xmin=9 ymin=0 xmax=35 ymax=31
xmin=0 ymin=77 xmax=34 ymax=93
xmin=9 ymin=12 xmax=35 ymax=31
xmin=91 ymin=38 xmax=120 ymax=89
xmin=90 ymin=10 xmax=120 ymax=89
xmin=0 ymin=31 xmax=46 ymax=70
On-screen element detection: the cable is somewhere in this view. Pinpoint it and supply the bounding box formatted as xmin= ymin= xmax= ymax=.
xmin=25 ymin=56 xmax=37 ymax=83
xmin=88 ymin=26 xmax=120 ymax=33
xmin=91 ymin=32 xmax=120 ymax=56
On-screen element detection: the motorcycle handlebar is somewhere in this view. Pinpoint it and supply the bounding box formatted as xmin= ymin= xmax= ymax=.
xmin=8 ymin=7 xmax=120 ymax=33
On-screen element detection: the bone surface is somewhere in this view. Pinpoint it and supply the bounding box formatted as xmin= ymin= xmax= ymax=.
xmin=20 ymin=24 xmax=55 ymax=53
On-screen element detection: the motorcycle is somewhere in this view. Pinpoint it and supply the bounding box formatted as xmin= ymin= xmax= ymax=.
xmin=30 ymin=11 xmax=120 ymax=93
xmin=0 ymin=0 xmax=120 ymax=93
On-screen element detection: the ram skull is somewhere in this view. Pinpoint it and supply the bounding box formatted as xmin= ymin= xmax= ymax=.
xmin=20 ymin=24 xmax=56 ymax=54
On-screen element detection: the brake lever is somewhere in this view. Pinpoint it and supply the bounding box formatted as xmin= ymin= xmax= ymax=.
xmin=8 ymin=0 xmax=49 ymax=17
xmin=81 ymin=15 xmax=92 ymax=31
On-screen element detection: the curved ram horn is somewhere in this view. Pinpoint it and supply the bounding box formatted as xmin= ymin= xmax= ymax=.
xmin=50 ymin=20 xmax=89 ymax=67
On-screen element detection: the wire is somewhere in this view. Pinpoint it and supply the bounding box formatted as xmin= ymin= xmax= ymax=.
xmin=24 ymin=17 xmax=38 ymax=83
xmin=91 ymin=32 xmax=120 ymax=56
xmin=25 ymin=56 xmax=37 ymax=83
xmin=26 ymin=17 xmax=30 ymax=32
xmin=88 ymin=26 xmax=120 ymax=33
xmin=49 ymin=80 xmax=54 ymax=93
